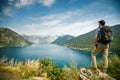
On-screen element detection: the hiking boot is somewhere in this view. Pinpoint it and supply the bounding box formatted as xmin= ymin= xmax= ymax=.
xmin=101 ymin=68 xmax=107 ymax=73
xmin=80 ymin=74 xmax=89 ymax=80
xmin=80 ymin=68 xmax=92 ymax=78
xmin=91 ymin=67 xmax=100 ymax=75
xmin=91 ymin=67 xmax=97 ymax=71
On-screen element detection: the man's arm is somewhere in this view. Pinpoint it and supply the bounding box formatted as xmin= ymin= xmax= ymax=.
xmin=94 ymin=34 xmax=98 ymax=47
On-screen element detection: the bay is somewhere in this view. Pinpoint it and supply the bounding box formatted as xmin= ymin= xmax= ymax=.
xmin=0 ymin=44 xmax=102 ymax=68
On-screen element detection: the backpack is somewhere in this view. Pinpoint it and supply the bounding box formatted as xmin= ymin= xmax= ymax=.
xmin=98 ymin=26 xmax=113 ymax=44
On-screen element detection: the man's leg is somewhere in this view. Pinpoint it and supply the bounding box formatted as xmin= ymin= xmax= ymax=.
xmin=91 ymin=46 xmax=102 ymax=69
xmin=102 ymin=45 xmax=109 ymax=73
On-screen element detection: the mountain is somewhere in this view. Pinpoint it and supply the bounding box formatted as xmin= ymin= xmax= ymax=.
xmin=61 ymin=31 xmax=94 ymax=48
xmin=61 ymin=24 xmax=120 ymax=55
xmin=22 ymin=35 xmax=58 ymax=44
xmin=52 ymin=35 xmax=75 ymax=45
xmin=0 ymin=28 xmax=32 ymax=47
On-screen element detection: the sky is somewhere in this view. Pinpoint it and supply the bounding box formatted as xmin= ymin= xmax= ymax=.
xmin=0 ymin=0 xmax=120 ymax=36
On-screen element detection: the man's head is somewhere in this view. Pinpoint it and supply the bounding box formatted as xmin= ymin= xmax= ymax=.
xmin=98 ymin=20 xmax=105 ymax=27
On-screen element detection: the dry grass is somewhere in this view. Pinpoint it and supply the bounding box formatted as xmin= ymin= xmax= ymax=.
xmin=0 ymin=55 xmax=119 ymax=80
xmin=0 ymin=57 xmax=39 ymax=79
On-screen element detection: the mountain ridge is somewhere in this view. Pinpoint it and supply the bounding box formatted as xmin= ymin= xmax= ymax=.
xmin=60 ymin=24 xmax=120 ymax=55
xmin=51 ymin=35 xmax=75 ymax=45
xmin=0 ymin=28 xmax=32 ymax=47
xmin=22 ymin=35 xmax=58 ymax=44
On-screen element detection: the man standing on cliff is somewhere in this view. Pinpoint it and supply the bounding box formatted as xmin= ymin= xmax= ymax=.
xmin=91 ymin=20 xmax=113 ymax=73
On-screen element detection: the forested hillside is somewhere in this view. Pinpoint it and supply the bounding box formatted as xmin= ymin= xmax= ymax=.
xmin=51 ymin=35 xmax=74 ymax=45
xmin=62 ymin=24 xmax=120 ymax=55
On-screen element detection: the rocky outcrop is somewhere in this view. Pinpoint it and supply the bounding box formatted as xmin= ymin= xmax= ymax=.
xmin=79 ymin=68 xmax=115 ymax=80
xmin=33 ymin=73 xmax=48 ymax=80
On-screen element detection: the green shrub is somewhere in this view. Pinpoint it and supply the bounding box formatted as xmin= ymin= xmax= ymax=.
xmin=61 ymin=62 xmax=79 ymax=80
xmin=98 ymin=55 xmax=120 ymax=79
xmin=39 ymin=58 xmax=62 ymax=80
xmin=107 ymin=55 xmax=120 ymax=79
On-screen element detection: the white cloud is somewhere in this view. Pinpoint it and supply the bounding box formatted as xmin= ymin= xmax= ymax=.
xmin=28 ymin=9 xmax=82 ymax=27
xmin=17 ymin=14 xmax=112 ymax=36
xmin=8 ymin=0 xmax=14 ymax=5
xmin=19 ymin=20 xmax=61 ymax=28
xmin=38 ymin=0 xmax=55 ymax=7
xmin=2 ymin=7 xmax=14 ymax=16
xmin=13 ymin=19 xmax=96 ymax=36
xmin=40 ymin=20 xmax=61 ymax=27
xmin=15 ymin=0 xmax=55 ymax=8
xmin=29 ymin=12 xmax=69 ymax=20
xmin=15 ymin=0 xmax=35 ymax=8
xmin=40 ymin=9 xmax=82 ymax=20
xmin=48 ymin=20 xmax=96 ymax=36
xmin=12 ymin=7 xmax=112 ymax=36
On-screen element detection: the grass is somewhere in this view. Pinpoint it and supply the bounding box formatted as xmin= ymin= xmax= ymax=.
xmin=0 ymin=57 xmax=79 ymax=80
xmin=0 ymin=57 xmax=39 ymax=79
xmin=0 ymin=55 xmax=120 ymax=80
xmin=98 ymin=55 xmax=120 ymax=80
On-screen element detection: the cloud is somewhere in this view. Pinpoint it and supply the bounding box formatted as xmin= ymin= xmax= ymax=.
xmin=15 ymin=0 xmax=55 ymax=8
xmin=40 ymin=9 xmax=82 ymax=20
xmin=16 ymin=14 xmax=112 ymax=36
xmin=13 ymin=20 xmax=95 ymax=36
xmin=14 ymin=20 xmax=93 ymax=36
xmin=38 ymin=0 xmax=55 ymax=7
xmin=2 ymin=7 xmax=14 ymax=16
xmin=28 ymin=9 xmax=83 ymax=27
xmin=24 ymin=19 xmax=61 ymax=27
xmin=15 ymin=0 xmax=35 ymax=8
xmin=40 ymin=20 xmax=61 ymax=27
xmin=19 ymin=8 xmax=112 ymax=36
xmin=8 ymin=0 xmax=14 ymax=5
xmin=49 ymin=20 xmax=96 ymax=36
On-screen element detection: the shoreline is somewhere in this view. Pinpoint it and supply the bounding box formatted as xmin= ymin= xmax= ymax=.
xmin=61 ymin=45 xmax=114 ymax=54
xmin=62 ymin=45 xmax=93 ymax=52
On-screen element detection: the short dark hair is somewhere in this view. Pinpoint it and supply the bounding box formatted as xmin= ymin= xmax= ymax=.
xmin=98 ymin=20 xmax=105 ymax=25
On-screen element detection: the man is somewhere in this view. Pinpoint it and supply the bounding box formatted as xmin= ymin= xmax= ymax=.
xmin=91 ymin=20 xmax=112 ymax=73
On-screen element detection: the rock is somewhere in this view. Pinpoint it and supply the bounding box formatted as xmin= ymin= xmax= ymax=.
xmin=80 ymin=74 xmax=89 ymax=80
xmin=33 ymin=77 xmax=48 ymax=80
xmin=33 ymin=77 xmax=42 ymax=80
xmin=33 ymin=73 xmax=48 ymax=80
xmin=79 ymin=68 xmax=116 ymax=80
